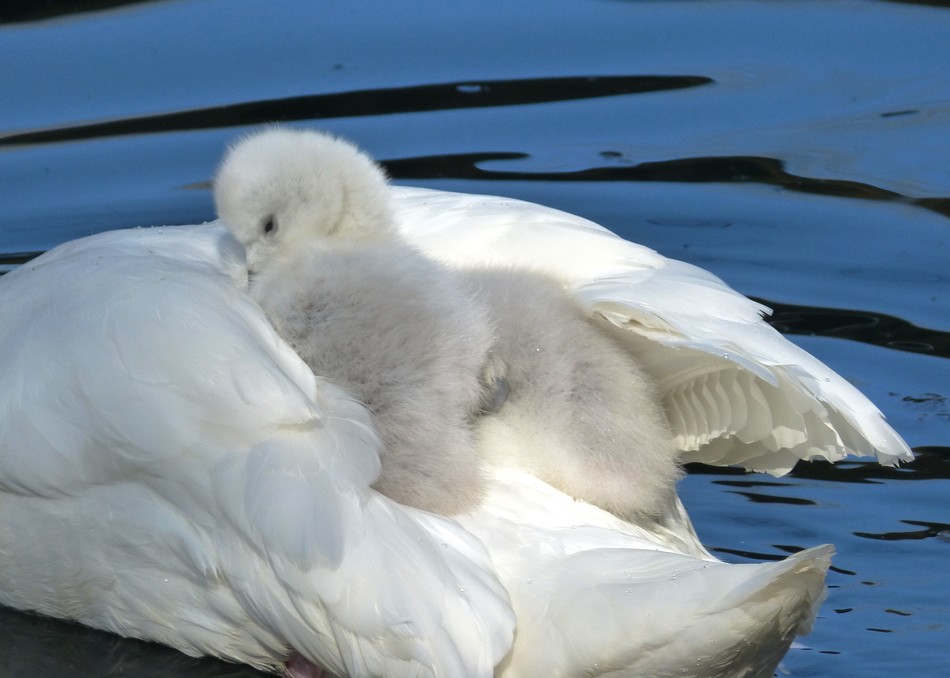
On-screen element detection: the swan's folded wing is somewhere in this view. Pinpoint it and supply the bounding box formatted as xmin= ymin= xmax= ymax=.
xmin=459 ymin=469 xmax=831 ymax=678
xmin=573 ymin=257 xmax=913 ymax=473
xmin=495 ymin=545 xmax=832 ymax=678
xmin=0 ymin=224 xmax=513 ymax=676
xmin=210 ymin=386 xmax=514 ymax=677
xmin=0 ymin=224 xmax=323 ymax=496
xmin=394 ymin=186 xmax=912 ymax=474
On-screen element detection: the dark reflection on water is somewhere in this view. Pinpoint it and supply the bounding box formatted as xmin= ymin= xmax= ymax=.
xmin=0 ymin=606 xmax=267 ymax=678
xmin=689 ymin=447 xmax=948 ymax=495
xmin=881 ymin=0 xmax=950 ymax=8
xmin=712 ymin=479 xmax=796 ymax=488
xmin=726 ymin=491 xmax=817 ymax=506
xmin=758 ymin=299 xmax=950 ymax=359
xmin=788 ymin=446 xmax=950 ymax=483
xmin=854 ymin=519 xmax=950 ymax=541
xmin=689 ymin=447 xmax=949 ymax=484
xmin=384 ymin=151 xmax=950 ymax=219
xmin=0 ymin=253 xmax=37 ymax=272
xmin=689 ymin=446 xmax=949 ymax=573
xmin=0 ymin=0 xmax=161 ymax=24
xmin=0 ymin=75 xmax=711 ymax=146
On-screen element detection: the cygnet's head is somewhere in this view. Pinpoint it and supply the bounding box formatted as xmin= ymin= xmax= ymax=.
xmin=213 ymin=127 xmax=395 ymax=272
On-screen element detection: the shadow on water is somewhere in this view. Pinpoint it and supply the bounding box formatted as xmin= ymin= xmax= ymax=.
xmin=0 ymin=253 xmax=36 ymax=273
xmin=879 ymin=0 xmax=950 ymax=8
xmin=6 ymin=0 xmax=950 ymax=23
xmin=3 ymin=73 xmax=947 ymax=221
xmin=690 ymin=446 xmax=949 ymax=568
xmin=0 ymin=0 xmax=163 ymax=23
xmin=757 ymin=299 xmax=950 ymax=359
xmin=853 ymin=519 xmax=950 ymax=541
xmin=688 ymin=446 xmax=950 ymax=484
xmin=0 ymin=605 xmax=267 ymax=678
xmin=0 ymin=75 xmax=712 ymax=145
xmin=384 ymin=151 xmax=950 ymax=221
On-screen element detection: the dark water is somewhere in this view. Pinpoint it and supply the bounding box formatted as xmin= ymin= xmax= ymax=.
xmin=1 ymin=1 xmax=947 ymax=676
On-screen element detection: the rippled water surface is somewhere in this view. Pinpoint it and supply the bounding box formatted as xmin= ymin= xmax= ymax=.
xmin=1 ymin=1 xmax=947 ymax=676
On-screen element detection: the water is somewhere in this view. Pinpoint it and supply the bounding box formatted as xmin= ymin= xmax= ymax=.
xmin=1 ymin=0 xmax=947 ymax=675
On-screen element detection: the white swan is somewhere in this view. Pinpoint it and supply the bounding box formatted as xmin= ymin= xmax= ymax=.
xmin=0 ymin=146 xmax=911 ymax=677
xmin=0 ymin=225 xmax=513 ymax=678
xmin=392 ymin=186 xmax=911 ymax=473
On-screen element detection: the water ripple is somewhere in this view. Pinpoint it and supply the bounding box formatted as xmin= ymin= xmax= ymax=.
xmin=757 ymin=298 xmax=950 ymax=359
xmin=0 ymin=75 xmax=712 ymax=146
xmin=787 ymin=446 xmax=950 ymax=483
xmin=384 ymin=151 xmax=950 ymax=220
xmin=854 ymin=519 xmax=950 ymax=542
xmin=0 ymin=0 xmax=154 ymax=24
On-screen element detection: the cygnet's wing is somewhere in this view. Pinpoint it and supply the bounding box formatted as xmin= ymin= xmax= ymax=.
xmin=0 ymin=224 xmax=513 ymax=677
xmin=392 ymin=186 xmax=912 ymax=474
xmin=457 ymin=469 xmax=832 ymax=677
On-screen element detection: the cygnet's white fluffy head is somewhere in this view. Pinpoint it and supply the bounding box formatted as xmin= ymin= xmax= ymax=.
xmin=213 ymin=127 xmax=395 ymax=272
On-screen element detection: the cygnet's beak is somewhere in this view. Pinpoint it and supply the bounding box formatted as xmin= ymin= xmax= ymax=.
xmin=244 ymin=242 xmax=268 ymax=276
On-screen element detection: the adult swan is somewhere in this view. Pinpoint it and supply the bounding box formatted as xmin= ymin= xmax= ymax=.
xmin=0 ymin=131 xmax=911 ymax=678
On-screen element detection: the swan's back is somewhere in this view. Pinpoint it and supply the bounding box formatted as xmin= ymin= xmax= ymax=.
xmin=0 ymin=180 xmax=911 ymax=677
xmin=0 ymin=224 xmax=514 ymax=676
xmin=392 ymin=186 xmax=912 ymax=474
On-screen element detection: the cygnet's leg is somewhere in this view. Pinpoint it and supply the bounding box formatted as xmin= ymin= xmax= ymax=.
xmin=256 ymin=245 xmax=494 ymax=515
xmin=464 ymin=268 xmax=681 ymax=519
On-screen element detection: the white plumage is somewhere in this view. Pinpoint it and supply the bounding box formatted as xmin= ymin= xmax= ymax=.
xmin=0 ymin=225 xmax=512 ymax=677
xmin=0 ymin=132 xmax=912 ymax=677
xmin=393 ymin=185 xmax=911 ymax=473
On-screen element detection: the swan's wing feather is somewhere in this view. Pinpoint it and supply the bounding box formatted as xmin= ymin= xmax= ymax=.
xmin=0 ymin=224 xmax=513 ymax=675
xmin=459 ymin=469 xmax=831 ymax=677
xmin=210 ymin=390 xmax=514 ymax=677
xmin=0 ymin=225 xmax=321 ymax=496
xmin=575 ymin=259 xmax=913 ymax=472
xmin=511 ymin=546 xmax=832 ymax=678
xmin=393 ymin=186 xmax=912 ymax=473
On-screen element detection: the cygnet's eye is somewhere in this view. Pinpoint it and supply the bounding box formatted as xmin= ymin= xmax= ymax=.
xmin=263 ymin=217 xmax=277 ymax=236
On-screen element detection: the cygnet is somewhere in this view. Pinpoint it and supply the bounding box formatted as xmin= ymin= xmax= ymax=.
xmin=464 ymin=268 xmax=681 ymax=519
xmin=214 ymin=127 xmax=494 ymax=514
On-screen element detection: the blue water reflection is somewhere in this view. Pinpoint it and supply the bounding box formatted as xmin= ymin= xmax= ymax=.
xmin=0 ymin=1 xmax=947 ymax=676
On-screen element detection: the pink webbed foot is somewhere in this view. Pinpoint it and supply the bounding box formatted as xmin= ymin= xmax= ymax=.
xmin=283 ymin=651 xmax=326 ymax=678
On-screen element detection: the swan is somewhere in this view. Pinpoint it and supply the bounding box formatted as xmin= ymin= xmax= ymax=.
xmin=0 ymin=225 xmax=513 ymax=678
xmin=214 ymin=128 xmax=496 ymax=514
xmin=0 ymin=136 xmax=912 ymax=676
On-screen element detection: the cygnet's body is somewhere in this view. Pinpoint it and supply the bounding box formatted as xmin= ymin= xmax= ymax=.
xmin=214 ymin=128 xmax=493 ymax=514
xmin=464 ymin=268 xmax=681 ymax=518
